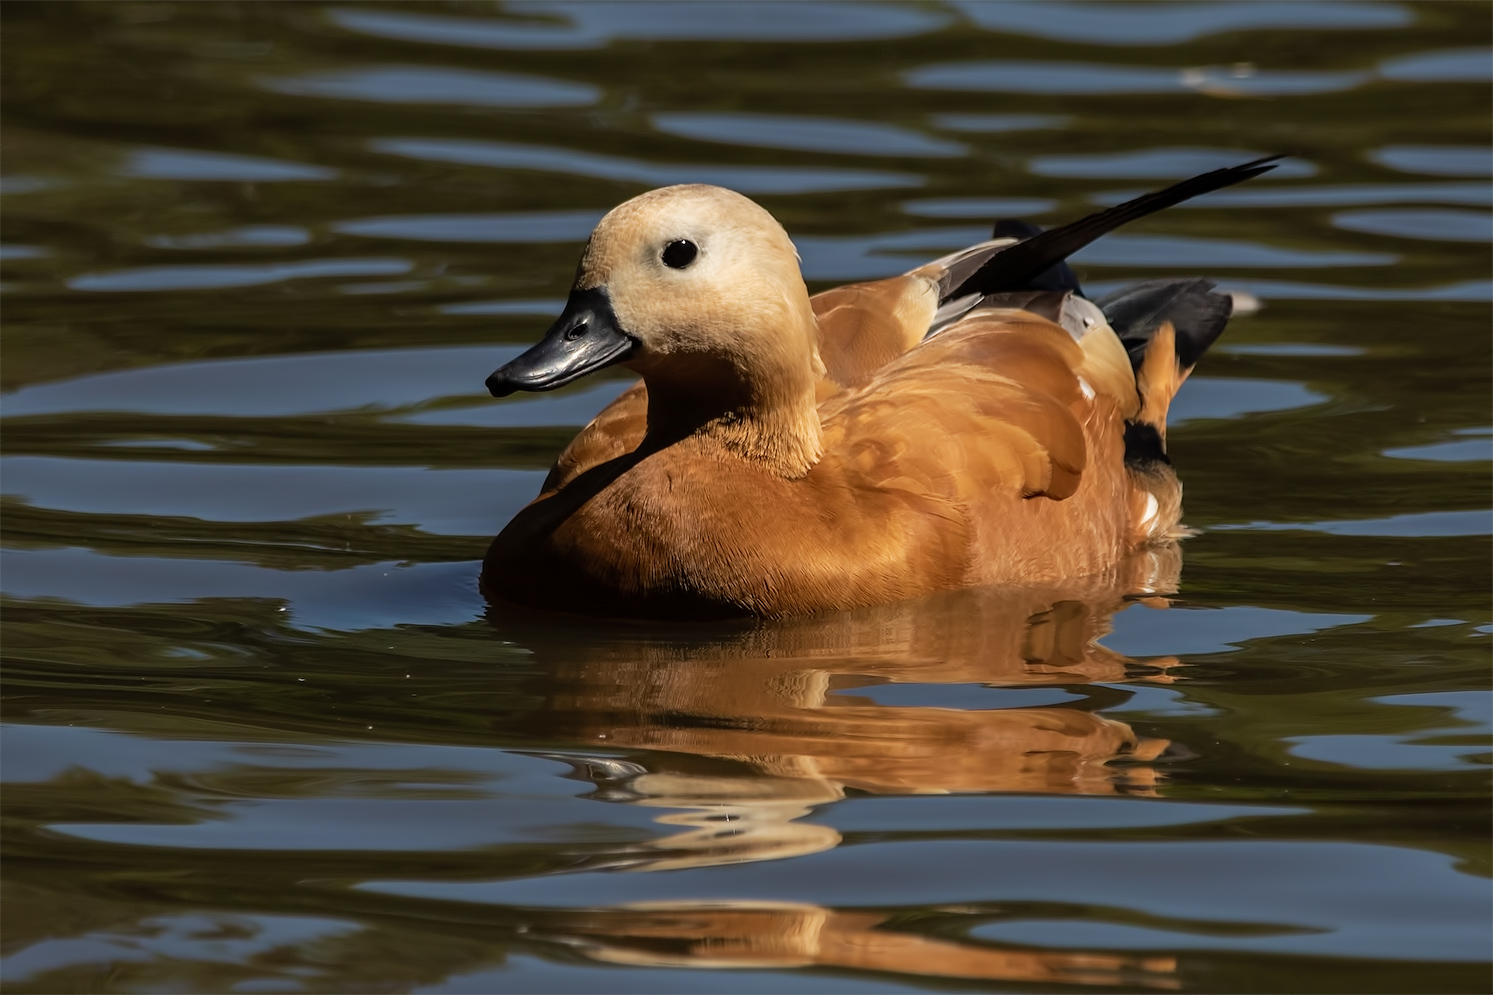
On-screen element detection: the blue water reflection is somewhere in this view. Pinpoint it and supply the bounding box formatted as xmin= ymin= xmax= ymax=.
xmin=948 ymin=0 xmax=1409 ymax=45
xmin=1332 ymin=208 xmax=1493 ymax=242
xmin=907 ymin=61 xmax=1370 ymax=96
xmin=1095 ymin=182 xmax=1493 ymax=208
xmin=1370 ymin=145 xmax=1493 ymax=176
xmin=1031 ymin=147 xmax=1314 ymax=179
xmin=334 ymin=210 xmax=605 ymax=243
xmin=2 ymin=549 xmax=485 ymax=631
xmin=146 ymin=225 xmax=312 ymax=249
xmin=361 ymin=841 xmax=1485 ymax=961
xmin=328 ymin=2 xmax=948 ymax=49
xmin=68 ymin=258 xmax=411 ymax=292
xmin=1287 ymin=690 xmax=1491 ymax=772
xmin=120 ymin=147 xmax=336 ymax=182
xmin=902 ymin=196 xmax=1055 ymax=218
xmin=796 ymin=228 xmax=1393 ymax=282
xmin=1213 ymin=510 xmax=1492 ymax=537
xmin=1172 ymin=277 xmax=1491 ymax=302
xmin=261 ymin=65 xmax=600 ymax=107
xmin=2 ymin=457 xmax=527 ymax=534
xmin=651 ymin=113 xmax=965 ymax=157
xmin=370 ymin=137 xmax=922 ymax=193
xmin=1378 ymin=47 xmax=1493 ymax=82
xmin=2 ymin=346 xmax=514 ymax=417
xmin=1384 ymin=429 xmax=1493 ymax=463
xmin=928 ymin=112 xmax=1069 ymax=133
xmin=821 ymin=795 xmax=1298 ymax=832
xmin=1101 ymin=605 xmax=1371 ymax=657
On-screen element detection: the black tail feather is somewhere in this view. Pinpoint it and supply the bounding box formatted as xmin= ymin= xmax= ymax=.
xmin=948 ymin=155 xmax=1283 ymax=301
xmin=1096 ymin=278 xmax=1233 ymax=371
xmin=990 ymin=220 xmax=1084 ymax=295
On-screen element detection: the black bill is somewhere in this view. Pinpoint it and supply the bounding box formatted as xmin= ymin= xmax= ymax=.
xmin=485 ymin=286 xmax=636 ymax=397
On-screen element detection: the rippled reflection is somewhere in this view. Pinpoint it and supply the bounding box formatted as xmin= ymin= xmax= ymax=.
xmin=487 ymin=548 xmax=1183 ymax=870
xmin=5 ymin=1 xmax=1490 ymax=990
xmin=541 ymin=901 xmax=1179 ymax=987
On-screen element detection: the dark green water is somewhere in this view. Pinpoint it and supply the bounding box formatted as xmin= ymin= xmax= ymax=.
xmin=3 ymin=2 xmax=1490 ymax=992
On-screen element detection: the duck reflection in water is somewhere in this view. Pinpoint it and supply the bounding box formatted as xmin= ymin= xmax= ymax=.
xmin=538 ymin=900 xmax=1178 ymax=989
xmin=486 ymin=547 xmax=1182 ymax=986
xmin=488 ymin=545 xmax=1181 ymax=872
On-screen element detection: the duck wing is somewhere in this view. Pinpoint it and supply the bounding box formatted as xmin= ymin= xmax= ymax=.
xmin=540 ymin=379 xmax=648 ymax=495
xmin=809 ymin=275 xmax=937 ymax=388
xmin=820 ymin=310 xmax=1093 ymax=504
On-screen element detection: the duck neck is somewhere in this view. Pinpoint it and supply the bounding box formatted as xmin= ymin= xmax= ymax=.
xmin=638 ymin=347 xmax=823 ymax=480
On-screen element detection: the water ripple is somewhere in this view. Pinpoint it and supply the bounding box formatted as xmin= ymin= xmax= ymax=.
xmin=2 ymin=548 xmax=486 ymax=630
xmin=2 ymin=346 xmax=517 ymax=418
xmin=67 ymin=258 xmax=411 ymax=293
xmin=1378 ymin=48 xmax=1493 ymax=83
xmin=120 ymin=147 xmax=336 ymax=182
xmin=333 ymin=210 xmax=605 ymax=243
xmin=2 ymin=456 xmax=527 ymax=536
xmin=145 ymin=225 xmax=312 ymax=249
xmin=328 ymin=2 xmax=946 ymax=49
xmin=1332 ymin=208 xmax=1493 ymax=242
xmin=260 ymin=65 xmax=600 ymax=107
xmin=1094 ymin=182 xmax=1493 ymax=208
xmin=1214 ymin=510 xmax=1493 ymax=537
xmin=796 ymin=228 xmax=1392 ymax=281
xmin=652 ymin=112 xmax=965 ymax=158
xmin=369 ymin=137 xmax=922 ymax=193
xmin=949 ymin=0 xmax=1409 ymax=45
xmin=902 ymin=196 xmax=1055 ymax=218
xmin=1370 ymin=145 xmax=1493 ymax=177
xmin=928 ymin=113 xmax=1069 ymax=133
xmin=1031 ymin=147 xmax=1314 ymax=179
xmin=907 ymin=60 xmax=1369 ymax=96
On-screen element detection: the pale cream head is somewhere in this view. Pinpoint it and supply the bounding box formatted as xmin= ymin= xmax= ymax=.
xmin=577 ymin=185 xmax=821 ymax=375
xmin=575 ymin=184 xmax=826 ymax=474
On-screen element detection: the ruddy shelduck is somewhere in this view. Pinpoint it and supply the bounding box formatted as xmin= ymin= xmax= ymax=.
xmin=482 ymin=158 xmax=1282 ymax=619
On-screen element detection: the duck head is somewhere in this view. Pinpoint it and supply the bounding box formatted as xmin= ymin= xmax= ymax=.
xmin=487 ymin=184 xmax=825 ymax=475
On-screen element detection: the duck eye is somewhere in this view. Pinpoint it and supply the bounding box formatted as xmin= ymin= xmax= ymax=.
xmin=661 ymin=239 xmax=698 ymax=269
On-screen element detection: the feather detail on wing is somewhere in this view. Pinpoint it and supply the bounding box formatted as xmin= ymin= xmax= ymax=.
xmin=541 ymin=380 xmax=648 ymax=495
xmin=810 ymin=275 xmax=937 ymax=388
xmin=820 ymin=312 xmax=1090 ymax=503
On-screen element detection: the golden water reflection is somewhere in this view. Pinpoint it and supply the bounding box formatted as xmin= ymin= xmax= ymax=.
xmin=495 ymin=546 xmax=1184 ymax=871
xmin=542 ymin=900 xmax=1179 ymax=988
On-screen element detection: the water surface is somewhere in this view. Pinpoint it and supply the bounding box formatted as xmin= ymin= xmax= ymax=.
xmin=2 ymin=3 xmax=1489 ymax=993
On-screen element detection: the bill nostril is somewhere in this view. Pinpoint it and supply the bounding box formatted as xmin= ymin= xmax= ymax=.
xmin=565 ymin=320 xmax=588 ymax=341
